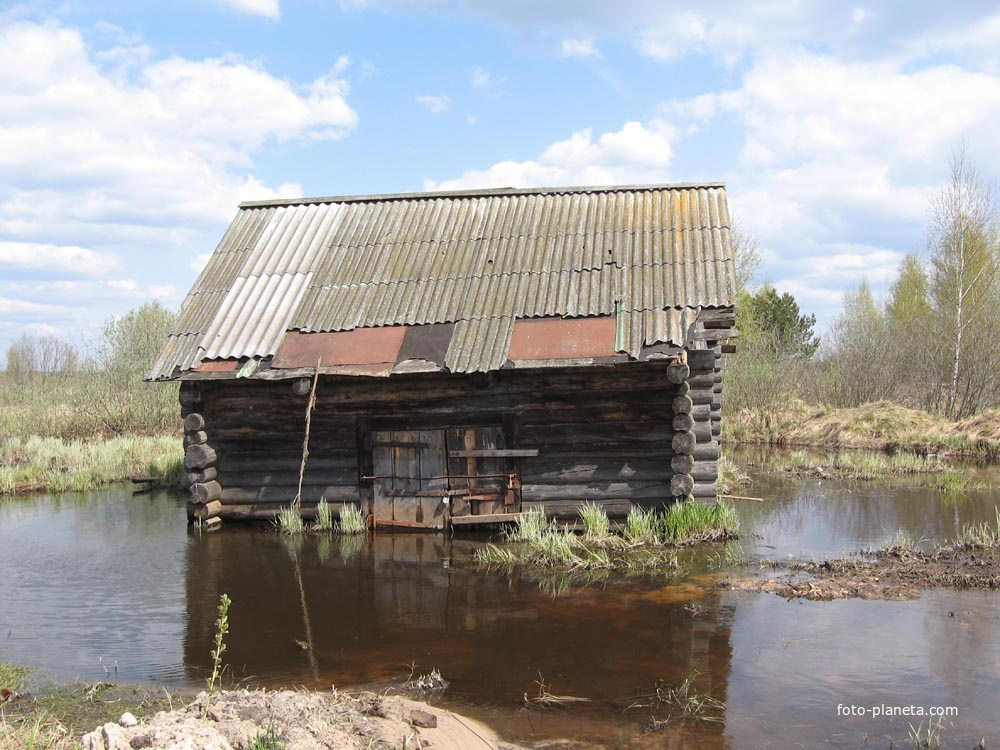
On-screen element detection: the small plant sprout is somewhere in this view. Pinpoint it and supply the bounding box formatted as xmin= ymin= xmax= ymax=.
xmin=204 ymin=593 xmax=232 ymax=717
xmin=314 ymin=498 xmax=334 ymax=531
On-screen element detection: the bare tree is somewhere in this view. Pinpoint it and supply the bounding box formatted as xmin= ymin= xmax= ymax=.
xmin=928 ymin=147 xmax=1000 ymax=418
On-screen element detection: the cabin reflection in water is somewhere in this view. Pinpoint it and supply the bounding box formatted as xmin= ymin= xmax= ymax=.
xmin=182 ymin=529 xmax=733 ymax=724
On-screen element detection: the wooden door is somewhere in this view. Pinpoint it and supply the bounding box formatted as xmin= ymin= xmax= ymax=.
xmin=371 ymin=430 xmax=449 ymax=529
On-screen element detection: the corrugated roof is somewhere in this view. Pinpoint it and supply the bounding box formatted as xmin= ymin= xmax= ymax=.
xmin=148 ymin=183 xmax=736 ymax=379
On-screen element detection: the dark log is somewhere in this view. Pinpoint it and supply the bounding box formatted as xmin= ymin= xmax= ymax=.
xmin=448 ymin=449 xmax=539 ymax=458
xmin=692 ymin=442 xmax=721 ymax=461
xmin=721 ymin=344 xmax=737 ymax=354
xmin=675 ymin=381 xmax=690 ymax=396
xmin=670 ymin=473 xmax=694 ymax=497
xmin=190 ymin=480 xmax=222 ymax=503
xmin=192 ymin=500 xmax=223 ymax=520
xmin=689 ymin=404 xmax=711 ymax=421
xmin=691 ymin=461 xmax=719 ymax=482
xmin=183 ymin=413 xmax=206 ymax=432
xmin=692 ymin=481 xmax=718 ymax=498
xmin=186 ymin=467 xmax=218 ymax=485
xmin=184 ymin=430 xmax=208 ymax=447
xmin=292 ymin=377 xmax=312 ymax=396
xmin=672 ymin=413 xmax=695 ymax=432
xmin=685 ymin=372 xmax=715 ymax=389
xmin=671 ymin=454 xmax=695 ymax=474
xmin=184 ymin=444 xmax=217 ymax=470
xmin=690 ymin=390 xmax=714 ymax=405
xmin=220 ymin=485 xmax=358 ymax=503
xmin=220 ymin=505 xmax=318 ymax=521
xmin=179 ymin=383 xmax=202 ymax=408
xmin=521 ymin=459 xmax=671 ymax=483
xmin=672 ymin=395 xmax=693 ymax=414
xmin=672 ymin=431 xmax=696 ymax=455
xmin=686 ymin=350 xmax=716 ymax=370
xmin=521 ymin=482 xmax=671 ymax=501
xmin=712 ymin=422 xmax=721 ymax=437
xmin=665 ymin=363 xmax=690 ymax=384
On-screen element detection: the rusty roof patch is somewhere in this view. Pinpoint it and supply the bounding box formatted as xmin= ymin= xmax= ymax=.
xmin=272 ymin=327 xmax=406 ymax=369
xmin=508 ymin=316 xmax=617 ymax=361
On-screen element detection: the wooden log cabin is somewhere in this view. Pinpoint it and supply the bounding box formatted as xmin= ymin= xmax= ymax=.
xmin=147 ymin=183 xmax=737 ymax=529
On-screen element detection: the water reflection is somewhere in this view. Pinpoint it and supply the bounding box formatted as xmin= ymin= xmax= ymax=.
xmin=3 ymin=465 xmax=1000 ymax=747
xmin=182 ymin=528 xmax=734 ymax=747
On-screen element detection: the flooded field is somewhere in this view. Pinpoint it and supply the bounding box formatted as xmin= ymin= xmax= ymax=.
xmin=2 ymin=454 xmax=1000 ymax=748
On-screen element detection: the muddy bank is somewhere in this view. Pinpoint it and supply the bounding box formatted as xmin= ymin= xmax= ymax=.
xmin=79 ymin=688 xmax=524 ymax=750
xmin=726 ymin=545 xmax=1000 ymax=601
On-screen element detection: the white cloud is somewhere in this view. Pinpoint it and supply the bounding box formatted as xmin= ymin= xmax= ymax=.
xmin=0 ymin=242 xmax=121 ymax=276
xmin=658 ymin=47 xmax=1000 ymax=330
xmin=220 ymin=0 xmax=281 ymax=19
xmin=425 ymin=120 xmax=675 ymax=190
xmin=0 ymin=19 xmax=356 ymax=352
xmin=148 ymin=284 xmax=180 ymax=300
xmin=416 ymin=94 xmax=452 ymax=113
xmin=0 ymin=297 xmax=75 ymax=316
xmin=560 ymin=37 xmax=598 ymax=58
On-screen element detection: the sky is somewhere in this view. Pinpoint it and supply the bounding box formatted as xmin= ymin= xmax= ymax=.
xmin=3 ymin=0 xmax=1000 ymax=361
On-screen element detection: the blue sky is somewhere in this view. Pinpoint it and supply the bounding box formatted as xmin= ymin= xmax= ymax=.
xmin=3 ymin=0 xmax=1000 ymax=361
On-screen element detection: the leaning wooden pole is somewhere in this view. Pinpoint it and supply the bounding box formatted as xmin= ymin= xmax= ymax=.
xmin=292 ymin=358 xmax=321 ymax=515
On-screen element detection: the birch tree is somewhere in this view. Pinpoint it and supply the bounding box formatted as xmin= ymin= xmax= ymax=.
xmin=928 ymin=148 xmax=1000 ymax=418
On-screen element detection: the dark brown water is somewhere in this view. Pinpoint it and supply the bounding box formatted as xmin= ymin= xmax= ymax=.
xmin=3 ymin=458 xmax=1000 ymax=747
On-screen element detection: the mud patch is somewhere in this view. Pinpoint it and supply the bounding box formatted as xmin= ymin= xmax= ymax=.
xmin=81 ymin=688 xmax=526 ymax=750
xmin=726 ymin=546 xmax=1000 ymax=601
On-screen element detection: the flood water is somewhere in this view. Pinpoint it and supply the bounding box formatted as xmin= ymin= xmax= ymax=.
xmin=3 ymin=454 xmax=1000 ymax=748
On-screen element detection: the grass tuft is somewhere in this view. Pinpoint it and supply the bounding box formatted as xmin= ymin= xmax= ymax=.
xmin=276 ymin=506 xmax=305 ymax=536
xmin=578 ymin=501 xmax=610 ymax=539
xmin=313 ymin=498 xmax=334 ymax=531
xmin=955 ymin=507 xmax=1000 ymax=549
xmin=337 ymin=504 xmax=368 ymax=535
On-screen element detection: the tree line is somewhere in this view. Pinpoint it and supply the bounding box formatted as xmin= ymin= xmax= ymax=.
xmin=730 ymin=148 xmax=1000 ymax=422
xmin=2 ymin=303 xmax=179 ymax=438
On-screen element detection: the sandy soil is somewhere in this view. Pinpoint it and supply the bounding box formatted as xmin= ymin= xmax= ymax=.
xmin=81 ymin=688 xmax=526 ymax=750
xmin=725 ymin=546 xmax=1000 ymax=601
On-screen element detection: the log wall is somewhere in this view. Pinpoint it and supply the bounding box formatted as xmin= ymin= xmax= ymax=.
xmin=180 ymin=357 xmax=726 ymax=523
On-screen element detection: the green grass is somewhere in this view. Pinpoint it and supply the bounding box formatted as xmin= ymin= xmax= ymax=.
xmin=0 ymin=671 xmax=173 ymax=750
xmin=954 ymin=507 xmax=1000 ymax=548
xmin=777 ymin=448 xmax=951 ymax=481
xmin=654 ymin=670 xmax=725 ymax=722
xmin=275 ymin=506 xmax=305 ymax=535
xmin=578 ymin=501 xmax=610 ymax=538
xmin=247 ymin=724 xmax=286 ymax=750
xmin=0 ymin=435 xmax=183 ymax=495
xmin=475 ymin=501 xmax=738 ymax=575
xmin=624 ymin=507 xmax=659 ymax=543
xmin=313 ymin=498 xmax=334 ymax=531
xmin=660 ymin=500 xmax=740 ymax=545
xmin=337 ymin=504 xmax=367 ymax=535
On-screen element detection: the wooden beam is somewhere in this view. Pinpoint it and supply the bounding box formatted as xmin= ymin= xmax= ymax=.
xmin=450 ymin=512 xmax=526 ymax=526
xmin=449 ymin=449 xmax=540 ymax=458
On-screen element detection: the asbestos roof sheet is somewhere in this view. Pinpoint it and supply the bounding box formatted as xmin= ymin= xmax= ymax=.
xmin=148 ymin=182 xmax=736 ymax=379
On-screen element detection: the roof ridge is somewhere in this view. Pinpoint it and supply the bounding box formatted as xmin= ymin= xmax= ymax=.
xmin=239 ymin=181 xmax=727 ymax=209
